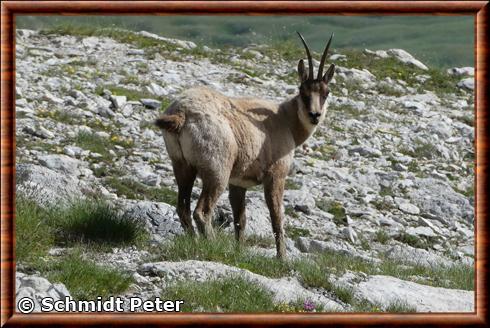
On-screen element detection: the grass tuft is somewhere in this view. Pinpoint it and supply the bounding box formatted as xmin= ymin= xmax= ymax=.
xmin=163 ymin=276 xmax=276 ymax=312
xmin=44 ymin=251 xmax=133 ymax=300
xmin=385 ymin=299 xmax=417 ymax=312
xmin=55 ymin=200 xmax=148 ymax=248
xmin=15 ymin=195 xmax=56 ymax=263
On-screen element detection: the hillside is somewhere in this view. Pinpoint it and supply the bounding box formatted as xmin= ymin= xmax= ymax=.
xmin=17 ymin=16 xmax=474 ymax=68
xmin=15 ymin=27 xmax=474 ymax=313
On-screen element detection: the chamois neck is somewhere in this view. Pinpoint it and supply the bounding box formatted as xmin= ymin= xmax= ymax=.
xmin=279 ymin=96 xmax=316 ymax=147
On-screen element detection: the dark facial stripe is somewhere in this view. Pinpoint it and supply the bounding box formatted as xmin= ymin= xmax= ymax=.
xmin=300 ymin=92 xmax=311 ymax=109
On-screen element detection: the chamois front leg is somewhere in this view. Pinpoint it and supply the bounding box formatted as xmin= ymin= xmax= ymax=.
xmin=264 ymin=173 xmax=287 ymax=260
xmin=229 ymin=185 xmax=247 ymax=243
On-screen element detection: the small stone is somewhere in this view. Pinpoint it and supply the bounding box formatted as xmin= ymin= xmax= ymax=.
xmin=399 ymin=203 xmax=420 ymax=215
xmin=406 ymin=226 xmax=437 ymax=238
xmin=140 ymin=98 xmax=161 ymax=109
xmin=457 ymin=78 xmax=474 ymax=90
xmin=110 ymin=95 xmax=127 ymax=109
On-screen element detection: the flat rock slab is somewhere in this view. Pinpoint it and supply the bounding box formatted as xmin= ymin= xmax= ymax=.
xmin=354 ymin=275 xmax=473 ymax=312
xmin=16 ymin=163 xmax=89 ymax=207
xmin=139 ymin=260 xmax=343 ymax=311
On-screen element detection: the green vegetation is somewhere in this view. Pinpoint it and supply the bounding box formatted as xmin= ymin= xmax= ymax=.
xmin=327 ymin=202 xmax=347 ymax=225
xmin=385 ymin=299 xmax=417 ymax=313
xmin=244 ymin=235 xmax=275 ymax=248
xmin=16 ymin=196 xmax=56 ymax=263
xmin=72 ymin=131 xmax=133 ymax=161
xmin=329 ymin=102 xmax=363 ymax=117
xmin=164 ymin=276 xmax=324 ymax=312
xmin=285 ymin=225 xmax=311 ymax=241
xmin=285 ymin=206 xmax=300 ymax=218
xmin=340 ymin=50 xmax=463 ymax=96
xmin=285 ymin=178 xmax=301 ymax=190
xmin=396 ymin=231 xmax=436 ymax=251
xmin=374 ymin=229 xmax=390 ymax=245
xmin=96 ymin=85 xmax=173 ymax=111
xmin=156 ymin=232 xmax=291 ymax=278
xmin=16 ymin=195 xmax=143 ymax=299
xmin=37 ymin=109 xmax=79 ymax=125
xmin=156 ymin=231 xmax=474 ymax=299
xmin=16 ymin=194 xmax=149 ymax=257
xmin=105 ymin=177 xmax=177 ymax=205
xmin=315 ymin=144 xmax=337 ymax=161
xmin=318 ymin=200 xmax=347 ymax=226
xmin=379 ymin=186 xmax=394 ymax=197
xmin=163 ymin=276 xmax=276 ymax=312
xmin=44 ymin=251 xmax=133 ymax=300
xmin=376 ymin=83 xmax=404 ymax=97
xmin=19 ymin=16 xmax=473 ymax=68
xmin=54 ymin=200 xmax=148 ymax=248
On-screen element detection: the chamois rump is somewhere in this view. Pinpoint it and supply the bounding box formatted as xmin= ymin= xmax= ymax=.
xmin=155 ymin=32 xmax=335 ymax=259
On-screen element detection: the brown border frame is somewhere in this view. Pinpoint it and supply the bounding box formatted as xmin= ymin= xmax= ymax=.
xmin=1 ymin=1 xmax=488 ymax=327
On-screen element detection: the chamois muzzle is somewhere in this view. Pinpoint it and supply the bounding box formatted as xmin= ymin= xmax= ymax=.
xmin=308 ymin=112 xmax=321 ymax=125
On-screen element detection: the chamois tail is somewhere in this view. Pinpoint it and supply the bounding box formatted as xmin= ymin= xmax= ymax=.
xmin=155 ymin=112 xmax=186 ymax=133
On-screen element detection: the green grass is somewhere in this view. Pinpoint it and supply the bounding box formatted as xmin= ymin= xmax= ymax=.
xmin=53 ymin=200 xmax=148 ymax=249
xmin=73 ymin=131 xmax=112 ymax=159
xmin=16 ymin=194 xmax=149 ymax=263
xmin=16 ymin=194 xmax=144 ymax=300
xmin=20 ymin=16 xmax=473 ymax=68
xmin=158 ymin=231 xmax=474 ymax=291
xmin=340 ymin=49 xmax=462 ymax=96
xmin=331 ymin=285 xmax=355 ymax=304
xmin=15 ymin=195 xmax=57 ymax=263
xmin=399 ymin=140 xmax=439 ymax=160
xmin=396 ymin=232 xmax=435 ymax=250
xmin=98 ymin=85 xmax=151 ymax=101
xmin=152 ymin=231 xmax=473 ymax=314
xmin=163 ymin=276 xmax=325 ymax=312
xmin=43 ymin=251 xmax=133 ymax=300
xmin=285 ymin=225 xmax=311 ymax=241
xmin=37 ymin=109 xmax=79 ymax=125
xmin=105 ymin=177 xmax=177 ymax=205
xmin=385 ymin=299 xmax=417 ymax=312
xmin=326 ymin=201 xmax=347 ymax=226
xmin=156 ymin=232 xmax=291 ymax=278
xmin=244 ymin=235 xmax=275 ymax=248
xmin=376 ymin=83 xmax=404 ymax=97
xmin=374 ymin=229 xmax=390 ymax=245
xmin=163 ymin=276 xmax=277 ymax=312
xmin=285 ymin=179 xmax=301 ymax=190
xmin=285 ymin=206 xmax=300 ymax=218
xmin=305 ymin=249 xmax=474 ymax=291
xmin=316 ymin=199 xmax=348 ymax=224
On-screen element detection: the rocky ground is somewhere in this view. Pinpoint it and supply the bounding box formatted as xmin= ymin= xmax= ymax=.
xmin=15 ymin=27 xmax=475 ymax=313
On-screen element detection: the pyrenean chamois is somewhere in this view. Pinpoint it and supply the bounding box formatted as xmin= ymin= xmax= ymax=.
xmin=155 ymin=32 xmax=335 ymax=259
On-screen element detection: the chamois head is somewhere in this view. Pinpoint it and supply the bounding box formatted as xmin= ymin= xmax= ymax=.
xmin=296 ymin=32 xmax=335 ymax=126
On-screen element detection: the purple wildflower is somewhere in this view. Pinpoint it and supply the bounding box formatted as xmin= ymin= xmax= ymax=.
xmin=303 ymin=299 xmax=315 ymax=312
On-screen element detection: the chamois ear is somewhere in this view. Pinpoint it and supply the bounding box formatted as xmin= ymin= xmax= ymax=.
xmin=323 ymin=64 xmax=335 ymax=84
xmin=298 ymin=59 xmax=308 ymax=82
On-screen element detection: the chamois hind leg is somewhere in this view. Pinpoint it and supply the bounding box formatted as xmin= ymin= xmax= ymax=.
xmin=193 ymin=171 xmax=228 ymax=239
xmin=172 ymin=160 xmax=197 ymax=235
xmin=229 ymin=185 xmax=247 ymax=243
xmin=263 ymin=172 xmax=287 ymax=260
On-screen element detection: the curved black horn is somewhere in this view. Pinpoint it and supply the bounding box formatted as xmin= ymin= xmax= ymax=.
xmin=296 ymin=32 xmax=313 ymax=80
xmin=317 ymin=33 xmax=334 ymax=80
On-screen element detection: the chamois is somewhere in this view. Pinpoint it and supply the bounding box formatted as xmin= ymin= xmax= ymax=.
xmin=155 ymin=32 xmax=335 ymax=259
